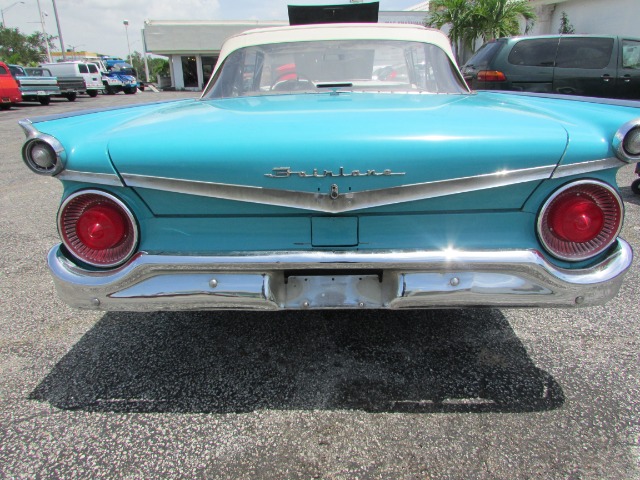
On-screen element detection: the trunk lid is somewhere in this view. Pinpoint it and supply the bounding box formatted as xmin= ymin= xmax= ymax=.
xmin=106 ymin=93 xmax=568 ymax=214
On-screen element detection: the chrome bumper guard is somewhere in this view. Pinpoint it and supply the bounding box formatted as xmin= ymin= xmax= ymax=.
xmin=47 ymin=240 xmax=633 ymax=311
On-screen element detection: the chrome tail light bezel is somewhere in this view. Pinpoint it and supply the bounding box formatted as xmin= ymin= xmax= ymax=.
xmin=537 ymin=180 xmax=624 ymax=262
xmin=58 ymin=190 xmax=139 ymax=268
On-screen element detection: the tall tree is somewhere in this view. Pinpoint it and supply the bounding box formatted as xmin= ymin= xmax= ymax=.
xmin=0 ymin=27 xmax=54 ymax=65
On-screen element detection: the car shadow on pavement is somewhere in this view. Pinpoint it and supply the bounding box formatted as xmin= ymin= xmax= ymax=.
xmin=29 ymin=309 xmax=564 ymax=414
xmin=619 ymin=185 xmax=640 ymax=206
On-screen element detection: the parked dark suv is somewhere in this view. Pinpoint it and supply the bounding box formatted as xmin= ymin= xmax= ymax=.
xmin=462 ymin=35 xmax=640 ymax=99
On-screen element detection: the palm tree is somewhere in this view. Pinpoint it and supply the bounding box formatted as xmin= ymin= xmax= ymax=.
xmin=476 ymin=0 xmax=536 ymax=42
xmin=426 ymin=0 xmax=479 ymax=63
xmin=426 ymin=0 xmax=536 ymax=63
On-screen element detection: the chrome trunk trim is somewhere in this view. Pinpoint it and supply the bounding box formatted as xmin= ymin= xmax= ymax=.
xmin=122 ymin=165 xmax=556 ymax=213
xmin=47 ymin=239 xmax=632 ymax=311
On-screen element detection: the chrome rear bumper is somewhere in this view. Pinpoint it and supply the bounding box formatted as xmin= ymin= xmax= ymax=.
xmin=47 ymin=240 xmax=633 ymax=311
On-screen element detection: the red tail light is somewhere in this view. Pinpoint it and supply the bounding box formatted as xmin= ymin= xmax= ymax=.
xmin=477 ymin=70 xmax=506 ymax=82
xmin=537 ymin=181 xmax=623 ymax=261
xmin=58 ymin=190 xmax=138 ymax=267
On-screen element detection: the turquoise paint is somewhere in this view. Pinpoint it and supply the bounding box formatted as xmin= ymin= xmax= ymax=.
xmin=312 ymin=216 xmax=358 ymax=246
xmin=138 ymin=211 xmax=536 ymax=254
xmin=142 ymin=216 xmax=312 ymax=253
xmin=41 ymin=91 xmax=640 ymax=272
xmin=105 ymin=94 xmax=568 ymax=193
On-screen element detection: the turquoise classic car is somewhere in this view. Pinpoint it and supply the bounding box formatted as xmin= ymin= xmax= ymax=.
xmin=18 ymin=23 xmax=640 ymax=311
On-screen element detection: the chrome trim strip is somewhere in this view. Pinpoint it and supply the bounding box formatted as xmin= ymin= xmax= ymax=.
xmin=122 ymin=165 xmax=556 ymax=213
xmin=551 ymin=157 xmax=627 ymax=178
xmin=56 ymin=170 xmax=124 ymax=186
xmin=46 ymin=239 xmax=633 ymax=311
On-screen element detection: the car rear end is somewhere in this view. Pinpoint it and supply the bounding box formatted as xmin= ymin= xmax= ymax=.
xmin=461 ymin=39 xmax=508 ymax=90
xmin=15 ymin=24 xmax=638 ymax=312
xmin=0 ymin=61 xmax=21 ymax=109
xmin=463 ymin=37 xmax=561 ymax=94
xmin=18 ymin=93 xmax=637 ymax=311
xmin=53 ymin=75 xmax=85 ymax=101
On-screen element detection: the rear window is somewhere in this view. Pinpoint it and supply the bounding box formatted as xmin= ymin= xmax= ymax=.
xmin=508 ymin=38 xmax=558 ymax=66
xmin=9 ymin=66 xmax=24 ymax=76
xmin=555 ymin=37 xmax=614 ymax=69
xmin=464 ymin=41 xmax=503 ymax=68
xmin=0 ymin=66 xmax=7 ymax=75
xmin=204 ymin=39 xmax=469 ymax=98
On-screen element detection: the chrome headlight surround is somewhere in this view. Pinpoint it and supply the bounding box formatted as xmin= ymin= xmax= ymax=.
xmin=613 ymin=118 xmax=640 ymax=163
xmin=19 ymin=119 xmax=66 ymax=176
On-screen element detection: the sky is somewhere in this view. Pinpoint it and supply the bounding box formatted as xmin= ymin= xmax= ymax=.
xmin=2 ymin=0 xmax=424 ymax=59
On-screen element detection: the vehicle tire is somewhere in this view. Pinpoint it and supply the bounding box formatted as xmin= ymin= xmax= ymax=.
xmin=65 ymin=92 xmax=77 ymax=102
xmin=124 ymin=87 xmax=136 ymax=94
xmin=632 ymin=179 xmax=640 ymax=195
xmin=104 ymin=85 xmax=115 ymax=95
xmin=0 ymin=104 xmax=10 ymax=110
xmin=138 ymin=84 xmax=145 ymax=91
xmin=39 ymin=97 xmax=51 ymax=106
xmin=88 ymin=90 xmax=98 ymax=98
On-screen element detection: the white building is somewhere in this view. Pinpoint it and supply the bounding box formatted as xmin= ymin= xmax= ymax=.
xmin=528 ymin=0 xmax=638 ymax=37
xmin=142 ymin=8 xmax=431 ymax=91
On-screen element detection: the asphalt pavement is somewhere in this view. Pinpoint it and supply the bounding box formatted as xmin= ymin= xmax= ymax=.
xmin=0 ymin=91 xmax=639 ymax=479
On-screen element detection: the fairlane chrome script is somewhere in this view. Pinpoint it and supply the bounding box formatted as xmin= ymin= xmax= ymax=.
xmin=265 ymin=166 xmax=406 ymax=178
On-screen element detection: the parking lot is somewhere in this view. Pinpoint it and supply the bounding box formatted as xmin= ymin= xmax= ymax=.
xmin=1 ymin=91 xmax=639 ymax=478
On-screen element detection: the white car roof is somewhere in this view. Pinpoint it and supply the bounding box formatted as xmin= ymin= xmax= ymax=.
xmin=215 ymin=23 xmax=456 ymax=71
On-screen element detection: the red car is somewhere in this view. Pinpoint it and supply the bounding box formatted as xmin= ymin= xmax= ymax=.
xmin=0 ymin=61 xmax=22 ymax=110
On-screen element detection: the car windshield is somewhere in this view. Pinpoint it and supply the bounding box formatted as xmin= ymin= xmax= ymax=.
xmin=110 ymin=63 xmax=136 ymax=76
xmin=203 ymin=39 xmax=469 ymax=98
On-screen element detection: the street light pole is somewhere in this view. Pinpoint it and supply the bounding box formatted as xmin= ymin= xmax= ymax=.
xmin=51 ymin=0 xmax=65 ymax=59
xmin=123 ymin=19 xmax=132 ymax=64
xmin=35 ymin=0 xmax=51 ymax=62
xmin=1 ymin=1 xmax=24 ymax=28
xmin=141 ymin=28 xmax=150 ymax=82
